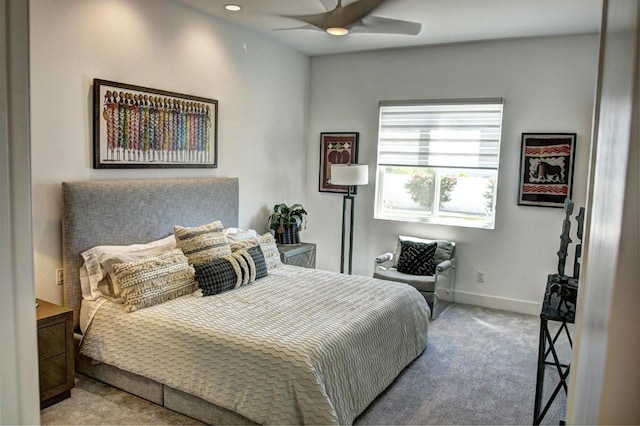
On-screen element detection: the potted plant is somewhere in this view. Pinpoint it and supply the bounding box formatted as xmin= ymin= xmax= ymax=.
xmin=268 ymin=203 xmax=307 ymax=245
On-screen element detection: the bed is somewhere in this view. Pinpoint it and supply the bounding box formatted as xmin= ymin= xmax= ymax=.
xmin=62 ymin=178 xmax=429 ymax=425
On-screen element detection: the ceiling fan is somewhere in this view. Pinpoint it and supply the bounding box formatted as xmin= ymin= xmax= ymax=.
xmin=277 ymin=0 xmax=421 ymax=36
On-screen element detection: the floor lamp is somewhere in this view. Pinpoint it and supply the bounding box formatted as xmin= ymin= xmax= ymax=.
xmin=330 ymin=164 xmax=369 ymax=274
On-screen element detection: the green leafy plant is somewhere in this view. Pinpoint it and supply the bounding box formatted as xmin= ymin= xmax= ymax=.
xmin=268 ymin=203 xmax=308 ymax=234
xmin=483 ymin=178 xmax=496 ymax=213
xmin=404 ymin=170 xmax=458 ymax=210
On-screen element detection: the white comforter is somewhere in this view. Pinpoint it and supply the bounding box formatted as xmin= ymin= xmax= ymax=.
xmin=81 ymin=265 xmax=429 ymax=425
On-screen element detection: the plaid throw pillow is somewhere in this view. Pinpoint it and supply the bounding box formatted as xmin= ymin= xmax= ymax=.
xmin=194 ymin=256 xmax=241 ymax=296
xmin=195 ymin=246 xmax=270 ymax=297
xmin=247 ymin=245 xmax=268 ymax=280
xmin=396 ymin=240 xmax=438 ymax=276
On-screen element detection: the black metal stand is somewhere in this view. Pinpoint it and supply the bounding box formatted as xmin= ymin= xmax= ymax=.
xmin=339 ymin=186 xmax=355 ymax=274
xmin=533 ymin=200 xmax=582 ymax=425
xmin=533 ymin=276 xmax=576 ymax=425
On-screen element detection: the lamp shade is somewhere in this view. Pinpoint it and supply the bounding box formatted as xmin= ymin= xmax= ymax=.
xmin=330 ymin=164 xmax=369 ymax=186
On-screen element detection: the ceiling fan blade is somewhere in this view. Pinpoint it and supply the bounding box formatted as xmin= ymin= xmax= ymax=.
xmin=284 ymin=0 xmax=390 ymax=31
xmin=339 ymin=0 xmax=389 ymax=24
xmin=273 ymin=24 xmax=323 ymax=32
xmin=284 ymin=12 xmax=334 ymax=30
xmin=350 ymin=16 xmax=422 ymax=35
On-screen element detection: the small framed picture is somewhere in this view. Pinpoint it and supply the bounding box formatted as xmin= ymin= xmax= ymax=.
xmin=319 ymin=132 xmax=359 ymax=193
xmin=93 ymin=79 xmax=218 ymax=169
xmin=518 ymin=133 xmax=577 ymax=207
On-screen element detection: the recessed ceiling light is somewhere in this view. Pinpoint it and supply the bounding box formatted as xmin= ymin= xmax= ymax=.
xmin=224 ymin=4 xmax=241 ymax=12
xmin=326 ymin=27 xmax=349 ymax=36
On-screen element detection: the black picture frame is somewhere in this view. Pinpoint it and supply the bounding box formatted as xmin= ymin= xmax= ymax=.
xmin=518 ymin=133 xmax=577 ymax=207
xmin=318 ymin=132 xmax=360 ymax=194
xmin=93 ymin=79 xmax=218 ymax=169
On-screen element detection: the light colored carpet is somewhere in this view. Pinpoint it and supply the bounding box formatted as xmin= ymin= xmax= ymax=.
xmin=41 ymin=303 xmax=571 ymax=425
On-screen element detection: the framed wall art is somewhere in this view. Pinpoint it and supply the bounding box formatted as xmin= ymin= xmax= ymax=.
xmin=319 ymin=132 xmax=359 ymax=193
xmin=518 ymin=133 xmax=576 ymax=208
xmin=93 ymin=79 xmax=218 ymax=169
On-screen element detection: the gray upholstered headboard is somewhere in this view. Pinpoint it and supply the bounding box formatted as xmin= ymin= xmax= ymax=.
xmin=62 ymin=178 xmax=239 ymax=330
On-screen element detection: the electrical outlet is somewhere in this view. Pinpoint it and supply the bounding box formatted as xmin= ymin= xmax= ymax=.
xmin=56 ymin=268 xmax=64 ymax=285
xmin=476 ymin=271 xmax=485 ymax=283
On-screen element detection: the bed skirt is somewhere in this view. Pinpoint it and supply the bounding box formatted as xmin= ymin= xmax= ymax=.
xmin=76 ymin=343 xmax=257 ymax=425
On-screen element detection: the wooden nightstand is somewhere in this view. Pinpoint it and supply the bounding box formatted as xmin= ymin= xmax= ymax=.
xmin=36 ymin=299 xmax=74 ymax=408
xmin=278 ymin=242 xmax=316 ymax=269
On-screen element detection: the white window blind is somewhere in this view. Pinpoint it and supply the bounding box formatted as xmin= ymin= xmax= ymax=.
xmin=378 ymin=99 xmax=503 ymax=169
xmin=375 ymin=98 xmax=504 ymax=229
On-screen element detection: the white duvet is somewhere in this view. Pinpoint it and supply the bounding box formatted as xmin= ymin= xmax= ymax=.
xmin=80 ymin=265 xmax=429 ymax=425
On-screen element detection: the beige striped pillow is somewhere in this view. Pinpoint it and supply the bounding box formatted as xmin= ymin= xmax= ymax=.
xmin=174 ymin=220 xmax=231 ymax=265
xmin=114 ymin=249 xmax=197 ymax=313
xmin=258 ymin=233 xmax=283 ymax=270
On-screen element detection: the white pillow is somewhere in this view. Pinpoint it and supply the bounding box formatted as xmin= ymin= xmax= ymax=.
xmin=79 ymin=234 xmax=177 ymax=301
xmin=223 ymin=227 xmax=259 ymax=242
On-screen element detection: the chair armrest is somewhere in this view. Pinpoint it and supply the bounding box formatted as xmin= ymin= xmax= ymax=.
xmin=436 ymin=258 xmax=455 ymax=273
xmin=375 ymin=252 xmax=394 ymax=270
xmin=375 ymin=252 xmax=394 ymax=264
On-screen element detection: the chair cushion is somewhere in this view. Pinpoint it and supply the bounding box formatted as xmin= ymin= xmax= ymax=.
xmin=396 ymin=240 xmax=437 ymax=275
xmin=373 ymin=268 xmax=436 ymax=293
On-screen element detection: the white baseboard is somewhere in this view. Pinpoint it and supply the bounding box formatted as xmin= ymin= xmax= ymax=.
xmin=451 ymin=290 xmax=541 ymax=316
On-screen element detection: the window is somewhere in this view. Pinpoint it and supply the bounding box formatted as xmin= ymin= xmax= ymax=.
xmin=375 ymin=99 xmax=503 ymax=229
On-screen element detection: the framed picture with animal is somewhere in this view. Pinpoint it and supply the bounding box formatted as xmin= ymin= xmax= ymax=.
xmin=518 ymin=133 xmax=577 ymax=207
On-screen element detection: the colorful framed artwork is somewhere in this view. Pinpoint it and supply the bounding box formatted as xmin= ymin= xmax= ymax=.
xmin=93 ymin=79 xmax=218 ymax=169
xmin=319 ymin=132 xmax=359 ymax=193
xmin=518 ymin=133 xmax=577 ymax=207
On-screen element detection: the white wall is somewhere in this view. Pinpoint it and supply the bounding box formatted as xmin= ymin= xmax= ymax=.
xmin=305 ymin=34 xmax=599 ymax=314
xmin=29 ymin=0 xmax=310 ymax=304
xmin=568 ymin=0 xmax=640 ymax=422
xmin=29 ymin=0 xmax=600 ymax=316
xmin=0 ymin=0 xmax=40 ymax=423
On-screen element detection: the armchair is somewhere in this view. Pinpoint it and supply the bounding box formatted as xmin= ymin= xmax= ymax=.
xmin=373 ymin=236 xmax=456 ymax=319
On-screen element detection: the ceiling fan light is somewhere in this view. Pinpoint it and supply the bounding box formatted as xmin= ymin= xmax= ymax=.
xmin=224 ymin=4 xmax=242 ymax=12
xmin=326 ymin=27 xmax=349 ymax=36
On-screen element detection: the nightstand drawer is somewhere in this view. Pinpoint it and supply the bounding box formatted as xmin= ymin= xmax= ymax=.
xmin=36 ymin=299 xmax=74 ymax=408
xmin=39 ymin=353 xmax=68 ymax=392
xmin=38 ymin=322 xmax=66 ymax=360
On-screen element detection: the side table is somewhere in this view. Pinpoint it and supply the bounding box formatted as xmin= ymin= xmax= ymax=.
xmin=278 ymin=242 xmax=316 ymax=269
xmin=533 ymin=275 xmax=576 ymax=425
xmin=36 ymin=299 xmax=75 ymax=408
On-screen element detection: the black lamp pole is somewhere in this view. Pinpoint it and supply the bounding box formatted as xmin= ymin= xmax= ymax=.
xmin=339 ymin=185 xmax=355 ymax=274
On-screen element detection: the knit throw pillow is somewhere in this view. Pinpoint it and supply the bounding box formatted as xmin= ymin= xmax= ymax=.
xmin=114 ymin=249 xmax=197 ymax=313
xmin=396 ymin=240 xmax=437 ymax=276
xmin=257 ymin=233 xmax=283 ymax=270
xmin=174 ymin=220 xmax=231 ymax=265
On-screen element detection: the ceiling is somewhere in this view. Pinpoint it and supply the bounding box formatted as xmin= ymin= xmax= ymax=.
xmin=177 ymin=0 xmax=603 ymax=56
